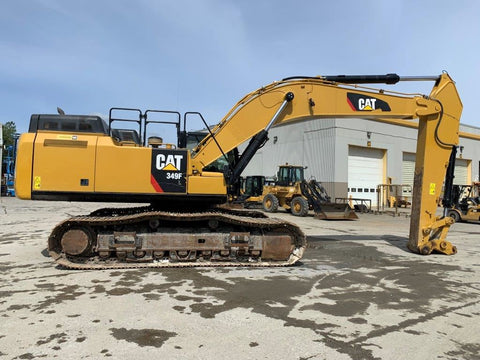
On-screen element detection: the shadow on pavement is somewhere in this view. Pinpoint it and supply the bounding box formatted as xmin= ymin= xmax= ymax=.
xmin=307 ymin=234 xmax=413 ymax=254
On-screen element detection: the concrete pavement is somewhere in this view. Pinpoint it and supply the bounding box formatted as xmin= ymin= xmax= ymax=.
xmin=0 ymin=197 xmax=479 ymax=359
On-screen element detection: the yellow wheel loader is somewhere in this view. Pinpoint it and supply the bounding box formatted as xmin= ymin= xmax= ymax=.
xmin=244 ymin=164 xmax=358 ymax=219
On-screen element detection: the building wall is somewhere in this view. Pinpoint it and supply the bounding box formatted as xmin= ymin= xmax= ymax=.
xmin=243 ymin=117 xmax=480 ymax=201
xmin=458 ymin=124 xmax=480 ymax=182
xmin=243 ymin=118 xmax=336 ymax=179
xmin=334 ymin=118 xmax=418 ymax=185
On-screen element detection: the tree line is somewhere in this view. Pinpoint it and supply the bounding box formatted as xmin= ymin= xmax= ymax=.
xmin=2 ymin=121 xmax=17 ymax=160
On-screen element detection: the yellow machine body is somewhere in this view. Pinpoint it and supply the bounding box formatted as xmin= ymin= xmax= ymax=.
xmin=16 ymin=131 xmax=225 ymax=204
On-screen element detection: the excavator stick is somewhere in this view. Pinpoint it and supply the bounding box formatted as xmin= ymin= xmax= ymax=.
xmin=407 ymin=73 xmax=462 ymax=255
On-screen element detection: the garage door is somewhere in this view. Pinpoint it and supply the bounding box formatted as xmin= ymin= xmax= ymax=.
xmin=454 ymin=159 xmax=469 ymax=185
xmin=348 ymin=146 xmax=384 ymax=206
xmin=402 ymin=152 xmax=415 ymax=198
xmin=403 ymin=153 xmax=468 ymax=187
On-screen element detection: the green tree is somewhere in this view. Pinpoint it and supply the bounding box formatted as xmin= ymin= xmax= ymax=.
xmin=2 ymin=121 xmax=17 ymax=166
xmin=2 ymin=121 xmax=17 ymax=148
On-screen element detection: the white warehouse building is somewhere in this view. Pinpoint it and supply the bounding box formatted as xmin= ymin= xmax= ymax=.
xmin=242 ymin=118 xmax=480 ymax=207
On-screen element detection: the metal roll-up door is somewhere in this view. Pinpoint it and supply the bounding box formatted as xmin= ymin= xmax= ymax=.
xmin=403 ymin=153 xmax=468 ymax=188
xmin=348 ymin=146 xmax=384 ymax=206
xmin=454 ymin=159 xmax=469 ymax=185
xmin=402 ymin=152 xmax=416 ymax=198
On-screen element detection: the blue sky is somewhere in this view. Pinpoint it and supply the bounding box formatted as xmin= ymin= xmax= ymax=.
xmin=1 ymin=0 xmax=479 ymax=141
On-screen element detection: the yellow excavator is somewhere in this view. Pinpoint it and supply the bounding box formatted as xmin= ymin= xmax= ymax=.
xmin=15 ymin=72 xmax=462 ymax=269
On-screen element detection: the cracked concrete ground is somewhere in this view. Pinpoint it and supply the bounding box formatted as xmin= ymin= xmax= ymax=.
xmin=0 ymin=197 xmax=479 ymax=360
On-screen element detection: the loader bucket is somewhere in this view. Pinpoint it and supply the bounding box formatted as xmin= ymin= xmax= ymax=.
xmin=313 ymin=203 xmax=358 ymax=220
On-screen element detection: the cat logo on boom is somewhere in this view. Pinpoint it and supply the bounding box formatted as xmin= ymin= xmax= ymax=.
xmin=347 ymin=92 xmax=391 ymax=112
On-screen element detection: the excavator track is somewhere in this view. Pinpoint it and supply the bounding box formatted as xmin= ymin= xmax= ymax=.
xmin=48 ymin=207 xmax=306 ymax=269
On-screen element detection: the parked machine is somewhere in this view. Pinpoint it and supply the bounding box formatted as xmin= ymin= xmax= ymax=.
xmin=243 ymin=164 xmax=357 ymax=219
xmin=15 ymin=72 xmax=463 ymax=269
xmin=446 ymin=182 xmax=480 ymax=223
xmin=377 ymin=184 xmax=412 ymax=209
xmin=237 ymin=175 xmax=269 ymax=205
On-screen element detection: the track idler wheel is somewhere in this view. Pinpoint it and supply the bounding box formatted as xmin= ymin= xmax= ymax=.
xmin=60 ymin=227 xmax=94 ymax=256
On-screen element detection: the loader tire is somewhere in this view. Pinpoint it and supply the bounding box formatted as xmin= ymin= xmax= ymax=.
xmin=263 ymin=194 xmax=279 ymax=213
xmin=447 ymin=210 xmax=461 ymax=223
xmin=291 ymin=197 xmax=309 ymax=217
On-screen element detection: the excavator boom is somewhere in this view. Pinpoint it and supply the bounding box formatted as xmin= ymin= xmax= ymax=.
xmin=190 ymin=73 xmax=462 ymax=255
